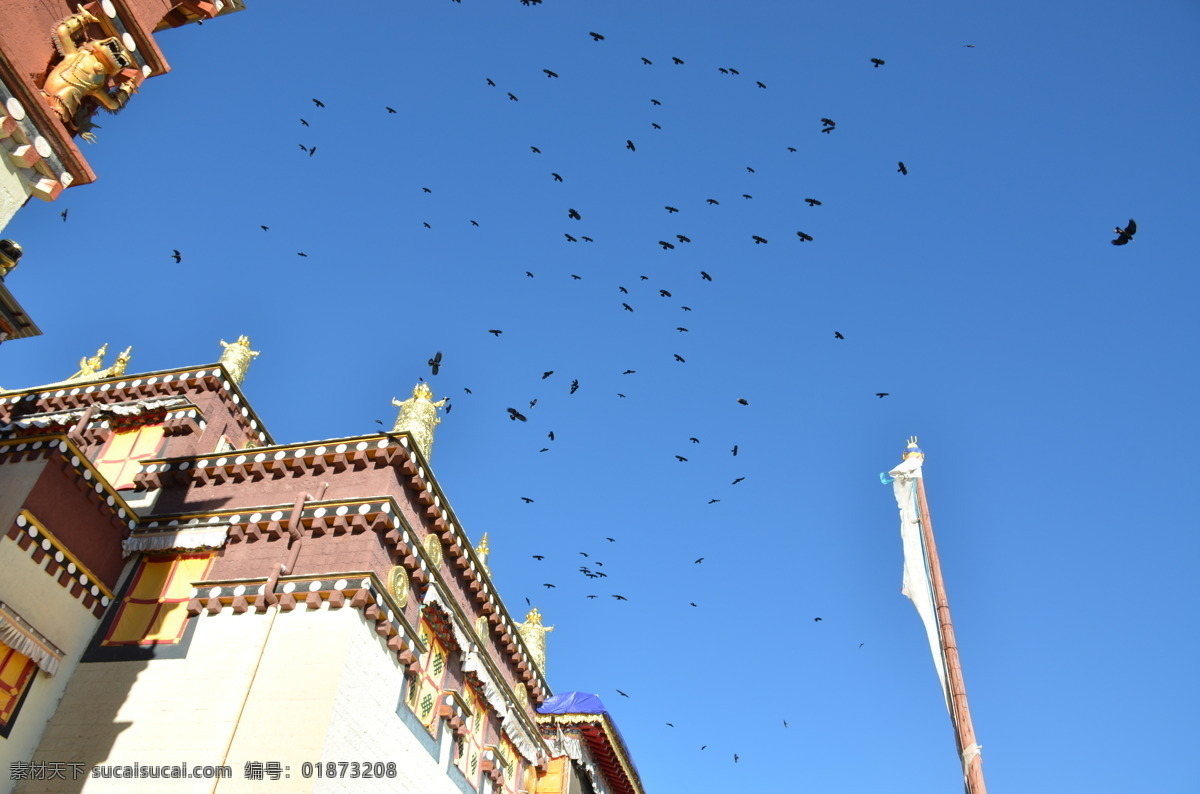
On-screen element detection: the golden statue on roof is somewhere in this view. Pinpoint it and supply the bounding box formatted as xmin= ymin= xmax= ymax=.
xmin=475 ymin=533 xmax=491 ymax=576
xmin=391 ymin=382 xmax=446 ymax=461
xmin=218 ymin=335 xmax=260 ymax=385
xmin=42 ymin=6 xmax=140 ymax=129
xmin=61 ymin=344 xmax=131 ymax=383
xmin=517 ymin=607 xmax=554 ymax=676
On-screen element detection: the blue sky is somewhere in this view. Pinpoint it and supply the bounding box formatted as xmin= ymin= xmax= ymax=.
xmin=3 ymin=0 xmax=1198 ymax=790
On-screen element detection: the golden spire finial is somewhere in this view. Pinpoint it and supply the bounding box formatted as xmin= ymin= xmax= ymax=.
xmin=902 ymin=436 xmax=924 ymax=461
xmin=218 ymin=335 xmax=261 ymax=385
xmin=517 ymin=607 xmax=554 ymax=676
xmin=390 ymin=382 xmax=446 ymax=461
xmin=61 ymin=343 xmax=131 ymax=383
xmin=475 ymin=533 xmax=491 ymax=575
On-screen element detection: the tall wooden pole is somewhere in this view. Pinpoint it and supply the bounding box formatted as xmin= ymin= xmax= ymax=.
xmin=914 ymin=473 xmax=988 ymax=794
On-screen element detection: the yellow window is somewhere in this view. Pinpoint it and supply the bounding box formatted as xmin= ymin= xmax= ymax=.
xmin=95 ymin=424 xmax=165 ymax=490
xmin=0 ymin=645 xmax=37 ymax=731
xmin=104 ymin=554 xmax=213 ymax=646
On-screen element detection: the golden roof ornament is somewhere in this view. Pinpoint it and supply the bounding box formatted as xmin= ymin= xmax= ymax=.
xmin=475 ymin=533 xmax=491 ymax=576
xmin=59 ymin=344 xmax=131 ymax=384
xmin=391 ymin=382 xmax=446 ymax=461
xmin=218 ymin=335 xmax=260 ymax=385
xmin=902 ymin=435 xmax=924 ymax=461
xmin=516 ymin=607 xmax=554 ymax=677
xmin=0 ymin=240 xmax=22 ymax=279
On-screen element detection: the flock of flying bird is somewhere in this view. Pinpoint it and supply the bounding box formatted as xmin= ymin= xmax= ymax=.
xmin=142 ymin=13 xmax=1133 ymax=768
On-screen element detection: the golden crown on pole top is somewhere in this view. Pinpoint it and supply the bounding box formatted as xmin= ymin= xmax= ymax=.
xmin=902 ymin=436 xmax=924 ymax=461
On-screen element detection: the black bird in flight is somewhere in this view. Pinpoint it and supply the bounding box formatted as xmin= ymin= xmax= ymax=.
xmin=507 ymin=92 xmax=519 ymax=101
xmin=665 ymin=206 xmax=679 ymax=213
xmin=529 ymin=398 xmax=537 ymax=408
xmin=589 ymin=31 xmax=605 ymax=41
xmin=1112 ymin=219 xmax=1137 ymax=246
xmin=640 ymin=275 xmax=649 ymax=280
xmin=707 ymin=198 xmax=720 ymax=205
xmin=626 ymin=140 xmax=636 ymax=151
xmin=312 ymin=98 xmax=325 ymax=107
xmin=568 ymin=208 xmax=581 ymax=220
xmin=678 ymin=327 xmax=689 ymax=332
xmin=616 ymin=689 xmax=629 ymax=697
xmin=581 ymin=236 xmax=593 ymax=242
xmin=652 ymin=123 xmax=662 ymax=130
xmin=300 ymin=119 xmax=309 ymax=127
xmin=532 ymin=555 xmax=545 ymax=560
xmin=746 ymin=166 xmax=755 ymax=173
xmin=898 ymin=161 xmax=908 ymax=175
xmin=530 ymin=146 xmax=541 ymax=153
xmin=571 ymin=274 xmax=581 ymax=279
xmin=708 ymin=499 xmax=720 ymax=504
xmin=422 ymin=187 xmax=432 ymax=193
xmin=814 ymin=617 xmax=823 ymax=622
xmin=171 ymin=250 xmax=182 ymax=263
xmin=423 ymin=222 xmax=431 ymax=229
xmin=694 ymin=558 xmax=704 ymax=564
xmin=543 ymin=69 xmax=559 ymax=78
xmin=731 ymin=477 xmax=745 ymax=485
xmin=542 ymin=371 xmax=554 ymax=379
xmin=552 ymin=173 xmax=563 ymax=182
xmin=875 ymin=392 xmax=890 ymax=398
xmin=681 ymin=306 xmax=692 ymax=311
xmin=796 ymin=231 xmax=814 ymax=242
xmin=659 ymin=289 xmax=672 ymax=297
xmin=641 ymin=57 xmax=653 ymax=65
xmin=297 ymin=252 xmax=308 ymax=257
xmin=539 ymin=448 xmax=549 ymax=452
xmin=486 ymin=78 xmax=496 ymax=86
xmin=718 ymin=67 xmax=729 ymax=74
xmin=787 ymin=146 xmax=797 ymax=152
xmin=619 ymin=286 xmax=628 ymax=294
xmin=821 ymin=118 xmax=836 ymax=127
xmin=548 ymin=431 xmax=555 ymax=440
xmin=309 ymin=146 xmax=317 ymax=157
xmin=60 ymin=208 xmax=68 ymax=222
xmin=732 ymin=445 xmax=739 ymax=456
xmin=674 ymin=354 xmax=686 ymax=363
xmin=805 ymin=198 xmax=822 ymax=207
xmin=570 ymin=380 xmax=579 ymax=394
xmin=386 ymin=107 xmax=397 ymax=114
xmin=871 ymin=58 xmax=885 ymax=67
xmin=526 ymin=271 xmax=534 ymax=278
xmin=651 ymin=99 xmax=662 ymax=106
xmin=298 ymin=144 xmax=308 ymax=153
xmin=742 ymin=194 xmax=753 ymax=199
xmin=658 ymin=240 xmax=675 ymax=250
xmin=428 ymin=351 xmax=442 ymax=375
xmin=623 ymin=369 xmax=636 ymax=374
xmin=672 ymin=56 xmax=685 ymax=64
xmin=463 ymin=387 xmax=472 ymax=394
xmin=690 ymin=438 xmax=700 ymax=443
xmin=471 ymin=220 xmax=480 ymax=226
xmin=612 ymin=595 xmax=628 ymax=601
xmin=622 ymin=303 xmax=634 ymax=312
xmin=521 ymin=497 xmax=535 ymax=503
xmin=752 ymin=235 xmax=768 ymax=244
xmin=835 ymin=331 xmax=845 ymax=339
xmin=543 ymin=583 xmax=556 ymax=589
xmin=677 ymin=235 xmax=691 ymax=243
xmin=507 ymin=407 xmax=528 ymax=421
xmin=260 ymin=225 xmax=269 ymax=231
xmin=666 ymin=723 xmax=674 ymax=728
xmin=729 ymin=68 xmax=740 ymax=75
xmin=757 ymin=81 xmax=766 ymax=88
xmin=675 ymin=455 xmax=688 ymax=462
xmin=489 ymin=329 xmax=503 ymax=336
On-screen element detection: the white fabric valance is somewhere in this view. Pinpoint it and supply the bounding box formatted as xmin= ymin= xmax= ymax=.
xmin=122 ymin=525 xmax=230 ymax=557
xmin=0 ymin=601 xmax=63 ymax=676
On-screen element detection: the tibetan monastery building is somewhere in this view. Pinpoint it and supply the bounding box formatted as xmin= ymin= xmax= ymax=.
xmin=0 ymin=339 xmax=645 ymax=794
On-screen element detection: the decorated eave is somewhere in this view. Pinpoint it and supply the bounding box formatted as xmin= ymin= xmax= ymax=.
xmin=0 ymin=363 xmax=273 ymax=447
xmin=0 ymin=397 xmax=204 ymax=442
xmin=0 ymin=281 xmax=41 ymax=342
xmin=537 ymin=711 xmax=645 ymax=794
xmin=132 ymin=432 xmax=553 ymax=701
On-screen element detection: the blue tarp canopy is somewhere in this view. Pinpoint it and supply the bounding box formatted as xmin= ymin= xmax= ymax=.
xmin=537 ymin=691 xmax=607 ymax=715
